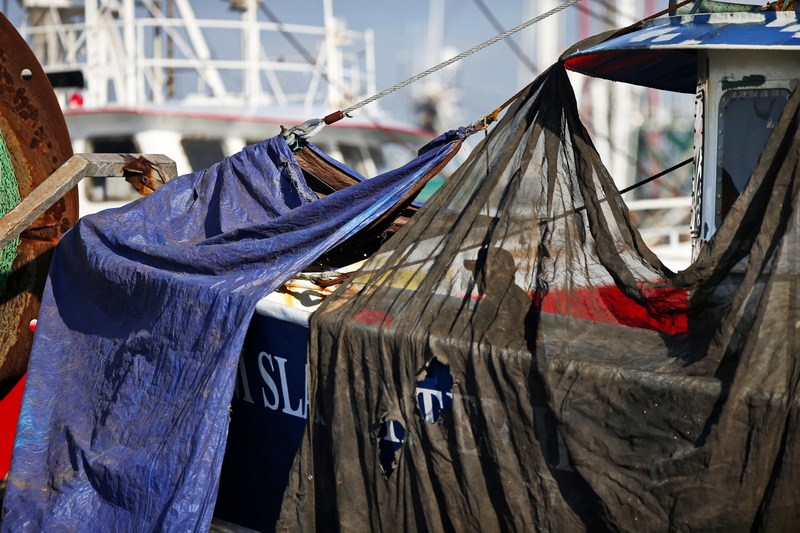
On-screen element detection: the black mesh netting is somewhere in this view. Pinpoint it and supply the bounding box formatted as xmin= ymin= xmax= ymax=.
xmin=277 ymin=64 xmax=800 ymax=532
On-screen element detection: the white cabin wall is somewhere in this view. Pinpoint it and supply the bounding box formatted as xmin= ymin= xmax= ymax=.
xmin=223 ymin=137 xmax=249 ymax=159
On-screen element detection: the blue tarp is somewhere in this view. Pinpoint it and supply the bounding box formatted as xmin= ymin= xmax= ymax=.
xmin=1 ymin=131 xmax=464 ymax=531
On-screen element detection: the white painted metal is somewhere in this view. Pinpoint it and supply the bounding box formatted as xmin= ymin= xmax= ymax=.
xmin=21 ymin=0 xmax=378 ymax=112
xmin=533 ymin=0 xmax=560 ymax=74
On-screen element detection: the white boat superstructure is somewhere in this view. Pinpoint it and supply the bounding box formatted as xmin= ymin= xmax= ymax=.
xmin=18 ymin=0 xmax=435 ymax=215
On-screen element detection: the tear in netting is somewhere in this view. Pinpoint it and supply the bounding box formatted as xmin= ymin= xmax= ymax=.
xmin=279 ymin=63 xmax=800 ymax=531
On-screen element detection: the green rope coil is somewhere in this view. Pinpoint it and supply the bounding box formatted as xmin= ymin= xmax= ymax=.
xmin=0 ymin=129 xmax=21 ymax=295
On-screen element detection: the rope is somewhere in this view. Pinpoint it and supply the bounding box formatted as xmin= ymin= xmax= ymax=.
xmin=620 ymin=157 xmax=693 ymax=196
xmin=469 ymin=84 xmax=530 ymax=133
xmin=338 ymin=0 xmax=583 ymax=118
xmin=0 ymin=129 xmax=21 ymax=295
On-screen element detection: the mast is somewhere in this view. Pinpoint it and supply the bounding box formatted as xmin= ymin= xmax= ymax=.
xmin=242 ymin=0 xmax=260 ymax=108
xmin=533 ymin=0 xmax=561 ymax=73
xmin=323 ymin=0 xmax=345 ymax=109
xmin=411 ymin=0 xmax=461 ymax=132
xmin=608 ymin=0 xmax=638 ymax=189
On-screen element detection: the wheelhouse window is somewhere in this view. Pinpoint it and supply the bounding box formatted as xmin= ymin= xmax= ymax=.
xmin=368 ymin=146 xmax=386 ymax=174
xmin=181 ymin=138 xmax=226 ymax=172
xmin=716 ymin=89 xmax=790 ymax=223
xmin=338 ymin=143 xmax=368 ymax=177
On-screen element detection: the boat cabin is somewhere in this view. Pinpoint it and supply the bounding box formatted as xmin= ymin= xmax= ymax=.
xmin=563 ymin=6 xmax=800 ymax=261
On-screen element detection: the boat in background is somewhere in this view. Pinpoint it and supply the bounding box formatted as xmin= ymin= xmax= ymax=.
xmin=13 ymin=0 xmax=700 ymax=269
xmin=16 ymin=0 xmax=437 ymax=216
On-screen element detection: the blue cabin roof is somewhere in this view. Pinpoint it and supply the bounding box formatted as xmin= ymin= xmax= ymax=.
xmin=563 ymin=11 xmax=800 ymax=93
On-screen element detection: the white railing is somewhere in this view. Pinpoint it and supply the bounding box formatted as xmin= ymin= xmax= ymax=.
xmin=20 ymin=0 xmax=377 ymax=113
xmin=627 ymin=196 xmax=692 ymax=244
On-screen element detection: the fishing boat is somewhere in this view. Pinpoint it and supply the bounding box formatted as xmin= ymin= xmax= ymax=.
xmin=233 ymin=2 xmax=800 ymax=531
xmin=2 ymin=1 xmax=800 ymax=532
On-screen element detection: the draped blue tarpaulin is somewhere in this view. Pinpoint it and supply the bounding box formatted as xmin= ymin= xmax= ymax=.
xmin=1 ymin=131 xmax=464 ymax=531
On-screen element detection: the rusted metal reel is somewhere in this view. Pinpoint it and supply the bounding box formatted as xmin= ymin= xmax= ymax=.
xmin=0 ymin=12 xmax=78 ymax=399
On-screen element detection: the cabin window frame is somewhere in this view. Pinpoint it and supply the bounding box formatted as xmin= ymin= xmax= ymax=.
xmin=690 ymin=85 xmax=705 ymax=246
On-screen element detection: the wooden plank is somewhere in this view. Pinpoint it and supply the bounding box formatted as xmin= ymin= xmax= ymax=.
xmin=0 ymin=155 xmax=89 ymax=250
xmin=0 ymin=154 xmax=176 ymax=250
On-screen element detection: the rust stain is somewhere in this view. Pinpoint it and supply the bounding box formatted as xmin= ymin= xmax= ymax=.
xmin=123 ymin=155 xmax=169 ymax=196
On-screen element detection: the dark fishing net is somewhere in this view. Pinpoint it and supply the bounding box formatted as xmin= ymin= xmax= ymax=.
xmin=278 ymin=64 xmax=800 ymax=532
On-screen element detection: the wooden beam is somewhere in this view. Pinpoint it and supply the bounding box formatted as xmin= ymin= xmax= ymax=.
xmin=0 ymin=154 xmax=177 ymax=250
